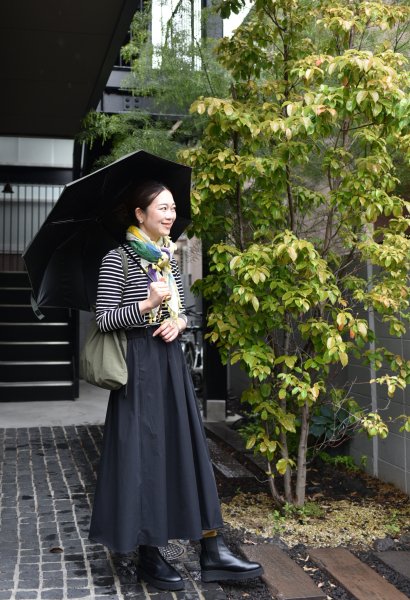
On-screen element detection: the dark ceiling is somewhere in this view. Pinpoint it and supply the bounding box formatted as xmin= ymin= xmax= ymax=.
xmin=0 ymin=0 xmax=138 ymax=139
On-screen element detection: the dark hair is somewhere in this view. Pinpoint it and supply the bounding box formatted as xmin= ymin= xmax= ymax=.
xmin=126 ymin=180 xmax=171 ymax=226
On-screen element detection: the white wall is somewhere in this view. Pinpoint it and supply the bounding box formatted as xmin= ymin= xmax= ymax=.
xmin=0 ymin=137 xmax=74 ymax=168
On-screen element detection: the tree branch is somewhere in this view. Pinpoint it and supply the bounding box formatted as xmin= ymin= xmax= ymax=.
xmin=286 ymin=166 xmax=296 ymax=232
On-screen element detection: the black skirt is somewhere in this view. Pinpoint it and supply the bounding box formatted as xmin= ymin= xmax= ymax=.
xmin=89 ymin=327 xmax=223 ymax=553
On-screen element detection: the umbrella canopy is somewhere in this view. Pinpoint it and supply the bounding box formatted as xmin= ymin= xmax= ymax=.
xmin=23 ymin=150 xmax=192 ymax=311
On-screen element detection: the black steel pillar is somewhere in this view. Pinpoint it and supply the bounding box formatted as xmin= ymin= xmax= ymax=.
xmin=201 ymin=245 xmax=227 ymax=419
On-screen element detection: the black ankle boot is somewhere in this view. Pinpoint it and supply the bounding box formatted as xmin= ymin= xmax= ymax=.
xmin=138 ymin=545 xmax=184 ymax=591
xmin=200 ymin=535 xmax=263 ymax=582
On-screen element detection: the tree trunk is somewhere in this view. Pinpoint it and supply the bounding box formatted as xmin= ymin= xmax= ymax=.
xmin=279 ymin=426 xmax=293 ymax=503
xmin=295 ymin=401 xmax=309 ymax=506
xmin=280 ymin=320 xmax=293 ymax=502
xmin=266 ymin=461 xmax=284 ymax=507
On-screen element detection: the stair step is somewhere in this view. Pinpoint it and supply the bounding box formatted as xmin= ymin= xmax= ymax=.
xmin=0 ymin=322 xmax=70 ymax=342
xmin=0 ymin=288 xmax=31 ymax=304
xmin=205 ymin=422 xmax=267 ymax=473
xmin=207 ymin=438 xmax=254 ymax=479
xmin=0 ymin=305 xmax=69 ymax=322
xmin=0 ymin=361 xmax=73 ymax=382
xmin=241 ymin=544 xmax=326 ymax=600
xmin=0 ymin=381 xmax=75 ymax=401
xmin=309 ymin=547 xmax=408 ymax=600
xmin=0 ymin=270 xmax=78 ymax=402
xmin=0 ymin=341 xmax=71 ymax=361
xmin=0 ymin=271 xmax=30 ymax=286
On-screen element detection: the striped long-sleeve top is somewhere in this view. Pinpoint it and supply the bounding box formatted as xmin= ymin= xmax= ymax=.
xmin=95 ymin=246 xmax=186 ymax=332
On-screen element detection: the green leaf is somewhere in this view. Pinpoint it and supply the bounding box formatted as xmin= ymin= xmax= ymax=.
xmin=287 ymin=247 xmax=297 ymax=262
xmin=340 ymin=352 xmax=349 ymax=367
xmin=251 ymin=296 xmax=260 ymax=312
xmin=276 ymin=458 xmax=290 ymax=475
xmin=356 ymin=90 xmax=368 ymax=105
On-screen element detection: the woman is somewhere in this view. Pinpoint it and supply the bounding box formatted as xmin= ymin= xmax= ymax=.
xmin=89 ymin=180 xmax=262 ymax=591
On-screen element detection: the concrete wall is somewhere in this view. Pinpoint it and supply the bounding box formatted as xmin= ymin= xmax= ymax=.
xmin=348 ymin=312 xmax=410 ymax=494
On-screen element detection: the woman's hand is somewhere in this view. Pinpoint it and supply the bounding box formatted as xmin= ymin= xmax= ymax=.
xmin=153 ymin=319 xmax=183 ymax=343
xmin=149 ymin=279 xmax=171 ymax=307
xmin=139 ymin=279 xmax=171 ymax=314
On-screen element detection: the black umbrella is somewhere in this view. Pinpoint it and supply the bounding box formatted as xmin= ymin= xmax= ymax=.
xmin=23 ymin=150 xmax=192 ymax=311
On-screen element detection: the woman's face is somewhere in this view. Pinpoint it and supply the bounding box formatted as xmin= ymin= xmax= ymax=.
xmin=135 ymin=189 xmax=176 ymax=242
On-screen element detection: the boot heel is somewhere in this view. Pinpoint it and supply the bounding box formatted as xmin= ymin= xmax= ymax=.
xmin=138 ymin=546 xmax=185 ymax=591
xmin=200 ymin=534 xmax=263 ymax=582
xmin=138 ymin=565 xmax=185 ymax=591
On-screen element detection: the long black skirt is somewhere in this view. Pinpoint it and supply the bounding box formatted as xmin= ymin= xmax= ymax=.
xmin=89 ymin=327 xmax=223 ymax=553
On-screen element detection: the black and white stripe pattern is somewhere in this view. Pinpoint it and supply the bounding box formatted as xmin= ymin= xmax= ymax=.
xmin=95 ymin=246 xmax=185 ymax=332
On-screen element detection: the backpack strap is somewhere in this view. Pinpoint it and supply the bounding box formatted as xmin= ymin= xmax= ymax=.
xmin=120 ymin=243 xmax=155 ymax=282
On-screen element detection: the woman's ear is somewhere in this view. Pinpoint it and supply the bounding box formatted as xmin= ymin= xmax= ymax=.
xmin=135 ymin=207 xmax=144 ymax=225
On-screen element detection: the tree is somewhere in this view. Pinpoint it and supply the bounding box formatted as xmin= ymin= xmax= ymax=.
xmin=180 ymin=0 xmax=410 ymax=506
xmin=79 ymin=1 xmax=230 ymax=166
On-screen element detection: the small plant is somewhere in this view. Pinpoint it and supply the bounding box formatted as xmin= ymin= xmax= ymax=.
xmin=385 ymin=510 xmax=401 ymax=536
xmin=270 ymin=509 xmax=287 ymax=535
xmin=318 ymin=451 xmax=359 ymax=472
xmin=298 ymin=502 xmax=325 ymax=520
xmin=271 ymin=501 xmax=325 ymax=534
xmin=309 ymin=394 xmax=360 ymax=448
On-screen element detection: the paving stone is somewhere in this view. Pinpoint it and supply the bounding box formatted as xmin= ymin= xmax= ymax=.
xmin=42 ymin=554 xmax=63 ymax=563
xmin=93 ymin=576 xmax=116 ymax=587
xmin=66 ymin=578 xmax=89 ymax=588
xmin=15 ymin=592 xmax=38 ymax=600
xmin=0 ymin=580 xmax=14 ymax=591
xmin=241 ymin=543 xmax=326 ymax=600
xmin=40 ymin=589 xmax=65 ymax=600
xmin=67 ymin=589 xmax=93 ymax=598
xmin=375 ymin=551 xmax=410 ymax=580
xmin=20 ymin=555 xmax=41 ymax=564
xmin=41 ymin=563 xmax=64 ymax=572
xmin=309 ymin=547 xmax=408 ymax=600
xmin=19 ymin=579 xmax=40 ymax=589
xmin=42 ymin=576 xmax=65 ymax=588
xmin=0 ymin=426 xmax=226 ymax=600
xmin=19 ymin=565 xmax=40 ymax=577
xmin=201 ymin=592 xmax=227 ymax=600
xmin=175 ymin=592 xmax=209 ymax=600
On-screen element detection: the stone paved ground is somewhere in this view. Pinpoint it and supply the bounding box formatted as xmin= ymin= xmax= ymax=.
xmin=0 ymin=427 xmax=226 ymax=600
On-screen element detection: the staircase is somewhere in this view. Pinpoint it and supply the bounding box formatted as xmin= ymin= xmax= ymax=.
xmin=0 ymin=271 xmax=78 ymax=401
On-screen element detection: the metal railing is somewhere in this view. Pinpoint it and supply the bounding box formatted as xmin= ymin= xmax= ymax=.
xmin=0 ymin=183 xmax=63 ymax=271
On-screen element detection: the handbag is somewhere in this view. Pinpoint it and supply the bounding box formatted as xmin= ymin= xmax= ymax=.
xmin=80 ymin=248 xmax=128 ymax=390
